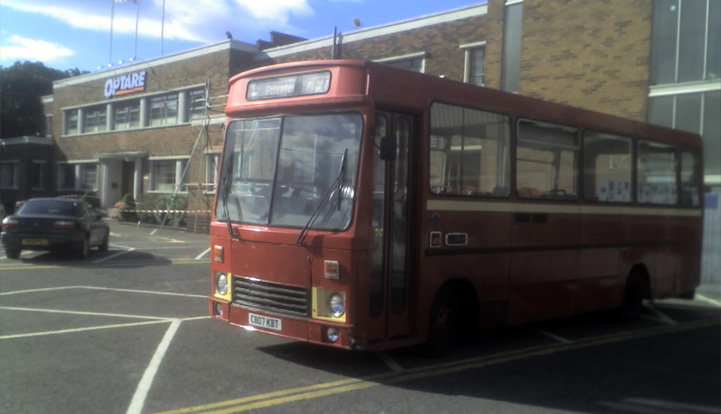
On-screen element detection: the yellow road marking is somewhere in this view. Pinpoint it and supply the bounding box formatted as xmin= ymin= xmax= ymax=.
xmin=153 ymin=318 xmax=719 ymax=414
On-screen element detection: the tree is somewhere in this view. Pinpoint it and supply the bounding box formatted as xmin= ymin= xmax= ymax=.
xmin=0 ymin=61 xmax=70 ymax=139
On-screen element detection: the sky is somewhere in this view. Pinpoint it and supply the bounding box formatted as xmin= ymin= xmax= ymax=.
xmin=0 ymin=0 xmax=483 ymax=73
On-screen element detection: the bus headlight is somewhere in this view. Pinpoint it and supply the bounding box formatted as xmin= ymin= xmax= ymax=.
xmin=328 ymin=293 xmax=345 ymax=318
xmin=215 ymin=273 xmax=229 ymax=296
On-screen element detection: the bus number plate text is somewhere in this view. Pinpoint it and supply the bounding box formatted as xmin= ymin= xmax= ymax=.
xmin=249 ymin=313 xmax=282 ymax=331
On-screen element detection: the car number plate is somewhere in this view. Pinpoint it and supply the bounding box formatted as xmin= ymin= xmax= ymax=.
xmin=22 ymin=239 xmax=48 ymax=246
xmin=249 ymin=313 xmax=282 ymax=331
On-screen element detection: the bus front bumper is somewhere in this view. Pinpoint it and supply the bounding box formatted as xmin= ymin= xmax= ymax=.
xmin=208 ymin=299 xmax=362 ymax=350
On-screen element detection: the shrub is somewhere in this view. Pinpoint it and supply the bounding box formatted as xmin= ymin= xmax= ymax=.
xmin=116 ymin=193 xmax=137 ymax=222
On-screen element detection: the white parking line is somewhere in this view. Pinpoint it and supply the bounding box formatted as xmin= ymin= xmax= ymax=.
xmin=126 ymin=319 xmax=182 ymax=414
xmin=642 ymin=303 xmax=677 ymax=325
xmin=377 ymin=352 xmax=404 ymax=372
xmin=80 ymin=286 xmax=207 ymax=299
xmin=195 ymin=248 xmax=211 ymax=260
xmin=535 ymin=329 xmax=574 ymax=344
xmin=0 ymin=306 xmax=169 ymax=320
xmin=696 ymin=294 xmax=721 ymax=308
xmin=0 ymin=320 xmax=169 ymax=340
xmin=93 ymin=247 xmax=136 ymax=264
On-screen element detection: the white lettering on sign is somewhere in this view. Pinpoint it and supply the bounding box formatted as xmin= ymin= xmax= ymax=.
xmin=104 ymin=71 xmax=146 ymax=98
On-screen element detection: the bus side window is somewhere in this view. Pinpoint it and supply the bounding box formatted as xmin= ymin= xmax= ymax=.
xmin=429 ymin=103 xmax=511 ymax=197
xmin=637 ymin=141 xmax=678 ymax=205
xmin=680 ymin=149 xmax=701 ymax=207
xmin=583 ymin=131 xmax=632 ymax=203
xmin=516 ymin=120 xmax=579 ymax=200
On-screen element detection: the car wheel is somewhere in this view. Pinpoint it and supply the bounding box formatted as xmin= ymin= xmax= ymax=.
xmin=76 ymin=236 xmax=89 ymax=259
xmin=98 ymin=231 xmax=109 ymax=252
xmin=5 ymin=249 xmax=21 ymax=259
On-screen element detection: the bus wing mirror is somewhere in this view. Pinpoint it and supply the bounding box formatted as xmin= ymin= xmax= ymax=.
xmin=379 ymin=136 xmax=396 ymax=160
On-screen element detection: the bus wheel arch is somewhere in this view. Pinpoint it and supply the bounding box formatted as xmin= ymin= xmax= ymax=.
xmin=618 ymin=265 xmax=652 ymax=321
xmin=423 ymin=279 xmax=478 ymax=357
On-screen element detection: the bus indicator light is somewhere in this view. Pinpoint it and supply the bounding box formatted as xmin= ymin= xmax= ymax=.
xmin=324 ymin=260 xmax=340 ymax=280
xmin=213 ymin=245 xmax=224 ymax=263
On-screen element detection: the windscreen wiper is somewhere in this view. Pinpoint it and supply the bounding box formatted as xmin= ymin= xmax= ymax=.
xmin=221 ymin=164 xmax=241 ymax=241
xmin=296 ymin=148 xmax=348 ymax=246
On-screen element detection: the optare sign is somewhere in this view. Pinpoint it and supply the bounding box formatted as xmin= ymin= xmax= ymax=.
xmin=104 ymin=71 xmax=146 ymax=98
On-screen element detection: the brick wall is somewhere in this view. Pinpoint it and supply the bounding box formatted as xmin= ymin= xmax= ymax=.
xmin=517 ymin=0 xmax=652 ymax=121
xmin=268 ymin=14 xmax=490 ymax=84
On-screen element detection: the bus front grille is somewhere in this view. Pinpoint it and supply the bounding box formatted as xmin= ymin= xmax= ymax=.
xmin=232 ymin=276 xmax=310 ymax=318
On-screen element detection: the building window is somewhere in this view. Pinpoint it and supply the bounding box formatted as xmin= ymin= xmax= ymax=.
xmin=651 ymin=0 xmax=720 ymax=85
xmin=115 ymin=100 xmax=140 ymax=130
xmin=188 ymin=88 xmax=206 ymax=121
xmin=150 ymin=158 xmax=187 ymax=193
xmin=648 ymin=90 xmax=721 ymax=182
xmin=501 ymin=0 xmax=523 ymax=92
xmin=461 ymin=42 xmax=486 ymax=86
xmin=83 ymin=105 xmax=107 ymax=133
xmin=45 ymin=115 xmax=53 ymax=137
xmin=79 ymin=164 xmax=98 ymax=190
xmin=64 ymin=109 xmax=79 ymax=135
xmin=205 ymin=153 xmax=219 ymax=193
xmin=57 ymin=164 xmax=76 ymax=190
xmin=32 ymin=161 xmax=46 ymax=190
xmin=0 ymin=161 xmax=19 ymax=189
xmin=57 ymin=163 xmax=97 ymax=191
xmin=376 ymin=53 xmax=426 ymax=73
xmin=150 ymin=93 xmax=179 ymax=127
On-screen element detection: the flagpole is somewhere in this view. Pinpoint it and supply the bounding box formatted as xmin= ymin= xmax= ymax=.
xmin=134 ymin=0 xmax=140 ymax=60
xmin=109 ymin=0 xmax=115 ymax=65
xmin=160 ymin=0 xmax=166 ymax=56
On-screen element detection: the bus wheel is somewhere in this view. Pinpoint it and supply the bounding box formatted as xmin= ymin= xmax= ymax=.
xmin=618 ymin=277 xmax=644 ymax=322
xmin=677 ymin=288 xmax=695 ymax=300
xmin=423 ymin=288 xmax=461 ymax=357
xmin=5 ymin=249 xmax=20 ymax=259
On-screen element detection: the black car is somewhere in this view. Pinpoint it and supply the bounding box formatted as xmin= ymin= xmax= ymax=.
xmin=1 ymin=198 xmax=109 ymax=259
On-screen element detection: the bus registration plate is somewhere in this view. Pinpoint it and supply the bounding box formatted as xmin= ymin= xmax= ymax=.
xmin=249 ymin=313 xmax=282 ymax=331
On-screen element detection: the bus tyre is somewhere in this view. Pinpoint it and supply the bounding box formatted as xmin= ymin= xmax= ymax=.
xmin=677 ymin=288 xmax=695 ymax=300
xmin=618 ymin=278 xmax=643 ymax=322
xmin=423 ymin=288 xmax=461 ymax=357
xmin=5 ymin=249 xmax=20 ymax=259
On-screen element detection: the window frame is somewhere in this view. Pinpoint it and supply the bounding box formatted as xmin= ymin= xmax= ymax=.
xmin=149 ymin=93 xmax=179 ymax=127
xmin=515 ymin=119 xmax=580 ymax=201
xmin=582 ymin=130 xmax=633 ymax=204
xmin=0 ymin=161 xmax=19 ymax=189
xmin=461 ymin=41 xmax=486 ymax=86
xmin=428 ymin=102 xmax=512 ymax=198
xmin=149 ymin=157 xmax=188 ymax=193
xmin=636 ymin=140 xmax=679 ymax=205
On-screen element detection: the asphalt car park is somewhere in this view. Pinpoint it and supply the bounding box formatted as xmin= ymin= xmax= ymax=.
xmin=1 ymin=220 xmax=719 ymax=414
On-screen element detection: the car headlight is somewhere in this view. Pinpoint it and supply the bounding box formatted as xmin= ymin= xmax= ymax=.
xmin=328 ymin=292 xmax=345 ymax=318
xmin=215 ymin=273 xmax=229 ymax=296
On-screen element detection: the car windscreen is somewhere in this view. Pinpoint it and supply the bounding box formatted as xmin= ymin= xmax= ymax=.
xmin=18 ymin=200 xmax=79 ymax=216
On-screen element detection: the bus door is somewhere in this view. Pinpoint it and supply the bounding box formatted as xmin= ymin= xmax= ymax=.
xmin=368 ymin=112 xmax=414 ymax=341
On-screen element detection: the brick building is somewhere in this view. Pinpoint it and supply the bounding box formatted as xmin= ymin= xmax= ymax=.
xmin=3 ymin=1 xmax=717 ymax=278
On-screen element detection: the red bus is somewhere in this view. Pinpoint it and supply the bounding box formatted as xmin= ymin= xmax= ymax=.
xmin=208 ymin=60 xmax=703 ymax=353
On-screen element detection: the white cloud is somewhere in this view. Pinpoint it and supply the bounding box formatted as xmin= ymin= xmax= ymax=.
xmin=1 ymin=0 xmax=315 ymax=44
xmin=0 ymin=35 xmax=73 ymax=63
